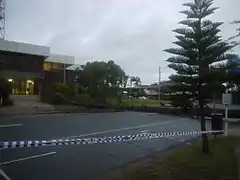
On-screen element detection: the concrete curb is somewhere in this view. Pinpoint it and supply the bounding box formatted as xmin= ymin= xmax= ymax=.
xmin=0 ymin=109 xmax=125 ymax=117
xmin=191 ymin=116 xmax=240 ymax=124
xmin=0 ymin=110 xmax=63 ymax=117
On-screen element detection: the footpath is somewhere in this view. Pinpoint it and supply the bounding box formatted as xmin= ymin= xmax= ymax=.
xmin=0 ymin=95 xmax=92 ymax=116
xmin=0 ymin=101 xmax=60 ymax=116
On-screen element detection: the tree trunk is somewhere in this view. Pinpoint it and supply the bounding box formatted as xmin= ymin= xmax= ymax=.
xmin=130 ymin=81 xmax=132 ymax=97
xmin=199 ymin=96 xmax=210 ymax=153
xmin=213 ymin=93 xmax=216 ymax=112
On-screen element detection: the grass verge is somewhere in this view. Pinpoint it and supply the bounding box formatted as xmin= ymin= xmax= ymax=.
xmin=118 ymin=137 xmax=239 ymax=180
xmin=122 ymin=99 xmax=170 ymax=107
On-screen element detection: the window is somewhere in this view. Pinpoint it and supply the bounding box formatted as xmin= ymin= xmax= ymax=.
xmin=43 ymin=62 xmax=52 ymax=71
xmin=52 ymin=63 xmax=62 ymax=70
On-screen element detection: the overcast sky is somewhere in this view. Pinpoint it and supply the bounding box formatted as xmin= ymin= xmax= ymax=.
xmin=5 ymin=0 xmax=240 ymax=84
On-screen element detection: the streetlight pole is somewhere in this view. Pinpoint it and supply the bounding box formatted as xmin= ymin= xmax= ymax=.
xmin=63 ymin=63 xmax=66 ymax=84
xmin=158 ymin=66 xmax=161 ymax=101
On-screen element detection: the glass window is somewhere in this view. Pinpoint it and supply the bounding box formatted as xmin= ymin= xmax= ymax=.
xmin=43 ymin=62 xmax=52 ymax=71
xmin=52 ymin=63 xmax=63 ymax=70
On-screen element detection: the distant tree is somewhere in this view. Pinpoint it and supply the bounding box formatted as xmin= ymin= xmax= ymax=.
xmin=123 ymin=75 xmax=129 ymax=88
xmin=228 ymin=20 xmax=240 ymax=92
xmin=228 ymin=20 xmax=240 ymax=45
xmin=133 ymin=77 xmax=141 ymax=87
xmin=164 ymin=0 xmax=237 ymax=153
xmin=130 ymin=76 xmax=136 ymax=87
xmin=76 ymin=60 xmax=126 ymax=100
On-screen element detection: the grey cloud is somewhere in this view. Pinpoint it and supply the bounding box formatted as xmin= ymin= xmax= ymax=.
xmin=5 ymin=0 xmax=240 ymax=84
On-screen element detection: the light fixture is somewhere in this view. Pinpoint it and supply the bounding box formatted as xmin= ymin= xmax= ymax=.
xmin=8 ymin=79 xmax=13 ymax=82
xmin=27 ymin=80 xmax=34 ymax=84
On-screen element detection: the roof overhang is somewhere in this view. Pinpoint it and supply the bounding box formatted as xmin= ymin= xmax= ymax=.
xmin=45 ymin=54 xmax=75 ymax=65
xmin=0 ymin=39 xmax=50 ymax=57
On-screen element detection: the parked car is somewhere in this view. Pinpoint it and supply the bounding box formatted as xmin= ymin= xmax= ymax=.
xmin=138 ymin=96 xmax=147 ymax=100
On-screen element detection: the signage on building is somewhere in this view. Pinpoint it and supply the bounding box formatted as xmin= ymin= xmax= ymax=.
xmin=222 ymin=93 xmax=232 ymax=105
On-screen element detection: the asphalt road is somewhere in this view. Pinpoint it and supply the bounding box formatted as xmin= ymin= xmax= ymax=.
xmin=0 ymin=112 xmax=209 ymax=180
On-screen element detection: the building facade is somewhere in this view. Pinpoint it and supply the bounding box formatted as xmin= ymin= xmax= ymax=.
xmin=0 ymin=39 xmax=77 ymax=96
xmin=0 ymin=40 xmax=50 ymax=95
xmin=43 ymin=54 xmax=75 ymax=83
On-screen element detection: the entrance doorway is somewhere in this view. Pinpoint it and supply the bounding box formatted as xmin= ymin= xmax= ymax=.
xmin=8 ymin=79 xmax=35 ymax=95
xmin=26 ymin=80 xmax=34 ymax=95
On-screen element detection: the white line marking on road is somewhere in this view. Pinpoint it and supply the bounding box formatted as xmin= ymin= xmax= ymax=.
xmin=0 ymin=168 xmax=11 ymax=180
xmin=139 ymin=113 xmax=158 ymax=116
xmin=141 ymin=130 xmax=149 ymax=133
xmin=165 ymin=136 xmax=178 ymax=141
xmin=0 ymin=152 xmax=56 ymax=166
xmin=58 ymin=118 xmax=188 ymax=140
xmin=0 ymin=124 xmax=22 ymax=128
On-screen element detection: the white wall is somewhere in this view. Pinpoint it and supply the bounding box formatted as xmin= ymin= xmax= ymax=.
xmin=45 ymin=54 xmax=75 ymax=65
xmin=0 ymin=40 xmax=50 ymax=57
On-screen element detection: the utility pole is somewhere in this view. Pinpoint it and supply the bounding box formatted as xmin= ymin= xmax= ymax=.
xmin=158 ymin=66 xmax=161 ymax=101
xmin=63 ymin=63 xmax=66 ymax=83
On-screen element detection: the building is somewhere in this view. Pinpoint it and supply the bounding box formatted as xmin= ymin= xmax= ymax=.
xmin=0 ymin=40 xmax=50 ymax=95
xmin=0 ymin=39 xmax=77 ymax=95
xmin=43 ymin=54 xmax=75 ymax=84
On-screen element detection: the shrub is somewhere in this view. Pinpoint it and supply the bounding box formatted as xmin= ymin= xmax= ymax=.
xmin=51 ymin=92 xmax=69 ymax=105
xmin=0 ymin=78 xmax=12 ymax=106
xmin=53 ymin=83 xmax=76 ymax=100
xmin=75 ymin=93 xmax=94 ymax=107
xmin=53 ymin=83 xmax=70 ymax=95
xmin=106 ymin=97 xmax=122 ymax=108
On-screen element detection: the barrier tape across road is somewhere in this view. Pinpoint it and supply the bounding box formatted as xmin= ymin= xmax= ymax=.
xmin=0 ymin=130 xmax=224 ymax=150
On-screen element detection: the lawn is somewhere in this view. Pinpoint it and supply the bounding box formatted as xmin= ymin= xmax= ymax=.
xmin=118 ymin=137 xmax=239 ymax=180
xmin=122 ymin=99 xmax=170 ymax=107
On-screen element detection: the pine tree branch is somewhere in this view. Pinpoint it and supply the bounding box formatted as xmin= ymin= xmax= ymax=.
xmin=167 ymin=56 xmax=196 ymax=65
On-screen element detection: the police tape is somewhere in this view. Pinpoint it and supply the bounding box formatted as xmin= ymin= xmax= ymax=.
xmin=0 ymin=130 xmax=224 ymax=150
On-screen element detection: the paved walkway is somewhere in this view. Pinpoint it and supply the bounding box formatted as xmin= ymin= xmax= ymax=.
xmin=0 ymin=95 xmax=57 ymax=116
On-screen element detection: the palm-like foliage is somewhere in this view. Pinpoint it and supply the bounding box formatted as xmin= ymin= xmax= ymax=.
xmin=164 ymin=0 xmax=237 ymax=153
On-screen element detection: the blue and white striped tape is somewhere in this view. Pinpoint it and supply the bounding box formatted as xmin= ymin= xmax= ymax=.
xmin=0 ymin=130 xmax=224 ymax=150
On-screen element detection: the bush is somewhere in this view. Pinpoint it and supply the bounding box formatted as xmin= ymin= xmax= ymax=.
xmin=54 ymin=83 xmax=77 ymax=99
xmin=53 ymin=83 xmax=70 ymax=94
xmin=74 ymin=93 xmax=95 ymax=107
xmin=0 ymin=78 xmax=12 ymax=106
xmin=51 ymin=93 xmax=69 ymax=105
xmin=41 ymin=83 xmax=77 ymax=104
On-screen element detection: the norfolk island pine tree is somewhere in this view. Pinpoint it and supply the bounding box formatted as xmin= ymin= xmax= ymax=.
xmin=164 ymin=0 xmax=237 ymax=153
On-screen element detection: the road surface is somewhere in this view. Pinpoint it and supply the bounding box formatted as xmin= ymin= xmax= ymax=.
xmin=0 ymin=112 xmax=208 ymax=180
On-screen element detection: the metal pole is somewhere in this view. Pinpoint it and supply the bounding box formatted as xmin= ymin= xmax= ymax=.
xmin=63 ymin=63 xmax=66 ymax=83
xmin=158 ymin=66 xmax=161 ymax=101
xmin=224 ymin=105 xmax=228 ymax=136
xmin=224 ymin=86 xmax=228 ymax=136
